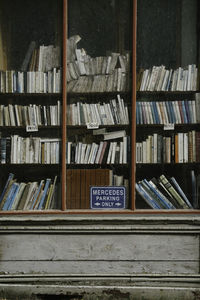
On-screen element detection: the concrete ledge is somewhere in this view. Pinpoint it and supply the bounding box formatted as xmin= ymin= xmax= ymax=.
xmin=0 ymin=277 xmax=200 ymax=300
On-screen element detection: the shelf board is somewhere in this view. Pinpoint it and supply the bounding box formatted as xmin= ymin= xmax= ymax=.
xmin=136 ymin=162 xmax=200 ymax=166
xmin=66 ymin=164 xmax=129 ymax=168
xmin=136 ymin=123 xmax=199 ymax=128
xmin=137 ymin=90 xmax=199 ymax=95
xmin=67 ymin=91 xmax=131 ymax=97
xmin=67 ymin=124 xmax=129 ymax=129
xmin=0 ymin=93 xmax=61 ymax=97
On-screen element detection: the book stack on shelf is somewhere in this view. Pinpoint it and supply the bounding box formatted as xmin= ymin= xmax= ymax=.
xmin=66 ymin=168 xmax=128 ymax=209
xmin=136 ymin=131 xmax=200 ymax=164
xmin=67 ymin=94 xmax=129 ymax=126
xmin=0 ymin=136 xmax=61 ymax=164
xmin=66 ymin=129 xmax=129 ymax=165
xmin=136 ymin=174 xmax=194 ymax=209
xmin=137 ymin=64 xmax=198 ymax=92
xmin=0 ymin=42 xmax=61 ymax=93
xmin=67 ymin=35 xmax=130 ymax=93
xmin=0 ymin=173 xmax=59 ymax=211
xmin=136 ymin=93 xmax=200 ymax=125
xmin=0 ymin=101 xmax=61 ymax=127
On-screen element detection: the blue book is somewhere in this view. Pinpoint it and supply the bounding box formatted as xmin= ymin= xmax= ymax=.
xmin=188 ymin=100 xmax=194 ymax=123
xmin=135 ymin=183 xmax=161 ymax=209
xmin=30 ymin=180 xmax=44 ymax=210
xmin=148 ymin=179 xmax=176 ymax=209
xmin=37 ymin=178 xmax=51 ymax=210
xmin=181 ymin=100 xmax=188 ymax=123
xmin=149 ymin=102 xmax=156 ymax=124
xmin=138 ymin=102 xmax=142 ymax=124
xmin=7 ymin=183 xmax=20 ymax=210
xmin=165 ymin=102 xmax=172 ymax=124
xmin=136 ymin=102 xmax=139 ymax=124
xmin=170 ymin=177 xmax=193 ymax=209
xmin=191 ymin=170 xmax=197 ymax=208
xmin=143 ymin=179 xmax=174 ymax=209
xmin=2 ymin=183 xmax=18 ymax=211
xmin=0 ymin=173 xmax=14 ymax=205
xmin=184 ymin=100 xmax=191 ymax=123
xmin=168 ymin=101 xmax=176 ymax=124
xmin=152 ymin=102 xmax=159 ymax=124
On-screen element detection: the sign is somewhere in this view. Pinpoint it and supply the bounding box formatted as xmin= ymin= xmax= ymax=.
xmin=90 ymin=186 xmax=126 ymax=209
xmin=26 ymin=125 xmax=38 ymax=132
xmin=86 ymin=122 xmax=99 ymax=129
xmin=164 ymin=123 xmax=174 ymax=130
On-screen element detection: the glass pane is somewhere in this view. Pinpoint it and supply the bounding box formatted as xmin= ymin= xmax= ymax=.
xmin=66 ymin=0 xmax=133 ymax=210
xmin=0 ymin=0 xmax=63 ymax=211
xmin=136 ymin=0 xmax=198 ymax=210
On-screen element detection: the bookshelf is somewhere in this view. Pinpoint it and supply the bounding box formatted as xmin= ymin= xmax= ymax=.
xmin=0 ymin=0 xmax=199 ymax=214
xmin=0 ymin=0 xmax=136 ymax=213
xmin=135 ymin=0 xmax=200 ymax=212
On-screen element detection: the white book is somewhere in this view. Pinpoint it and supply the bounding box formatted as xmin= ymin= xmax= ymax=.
xmin=80 ymin=143 xmax=87 ymax=164
xmin=67 ymin=142 xmax=72 ymax=164
xmin=103 ymin=130 xmax=126 ymax=140
xmin=87 ymin=142 xmax=96 ymax=164
xmin=141 ymin=69 xmax=149 ymax=91
xmin=171 ymin=69 xmax=178 ymax=91
xmin=119 ymin=141 xmax=123 ymax=164
xmin=123 ymin=136 xmax=127 ymax=164
xmin=144 ymin=70 xmax=151 ymax=91
xmin=155 ymin=102 xmax=162 ymax=124
xmin=183 ymin=132 xmax=188 ymax=163
xmin=153 ymin=133 xmax=158 ymax=163
xmin=142 ymin=140 xmax=147 ymax=163
xmin=95 ymin=141 xmax=104 ymax=164
xmin=178 ymin=133 xmax=184 ymax=163
xmin=156 ymin=66 xmax=166 ymax=91
xmin=84 ymin=144 xmax=91 ymax=164
xmin=8 ymin=104 xmax=16 ymax=126
xmin=161 ymin=69 xmax=169 ymax=91
xmin=0 ymin=105 xmax=4 ymax=126
xmin=107 ymin=142 xmax=113 ymax=164
xmin=111 ymin=141 xmax=117 ymax=164
xmin=90 ymin=143 xmax=99 ymax=164
xmin=187 ymin=64 xmax=192 ymax=91
xmin=146 ymin=136 xmax=151 ymax=163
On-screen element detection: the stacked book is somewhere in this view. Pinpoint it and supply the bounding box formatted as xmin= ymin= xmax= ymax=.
xmin=0 ymin=136 xmax=61 ymax=164
xmin=136 ymin=131 xmax=200 ymax=164
xmin=137 ymin=64 xmax=198 ymax=92
xmin=136 ymin=99 xmax=199 ymax=125
xmin=67 ymin=95 xmax=129 ymax=125
xmin=0 ymin=42 xmax=61 ymax=94
xmin=66 ymin=168 xmax=128 ymax=209
xmin=136 ymin=174 xmax=193 ymax=209
xmin=67 ymin=35 xmax=130 ymax=93
xmin=66 ymin=131 xmax=129 ymax=164
xmin=0 ymin=173 xmax=58 ymax=211
xmin=0 ymin=101 xmax=61 ymax=127
xmin=0 ymin=69 xmax=61 ymax=93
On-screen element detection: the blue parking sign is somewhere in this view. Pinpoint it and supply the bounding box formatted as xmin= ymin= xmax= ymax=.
xmin=90 ymin=186 xmax=126 ymax=209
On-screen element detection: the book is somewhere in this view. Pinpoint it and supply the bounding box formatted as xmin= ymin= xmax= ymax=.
xmin=170 ymin=177 xmax=192 ymax=209
xmin=0 ymin=173 xmax=14 ymax=206
xmin=103 ymin=130 xmax=126 ymax=140
xmin=159 ymin=174 xmax=189 ymax=209
xmin=37 ymin=178 xmax=51 ymax=209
